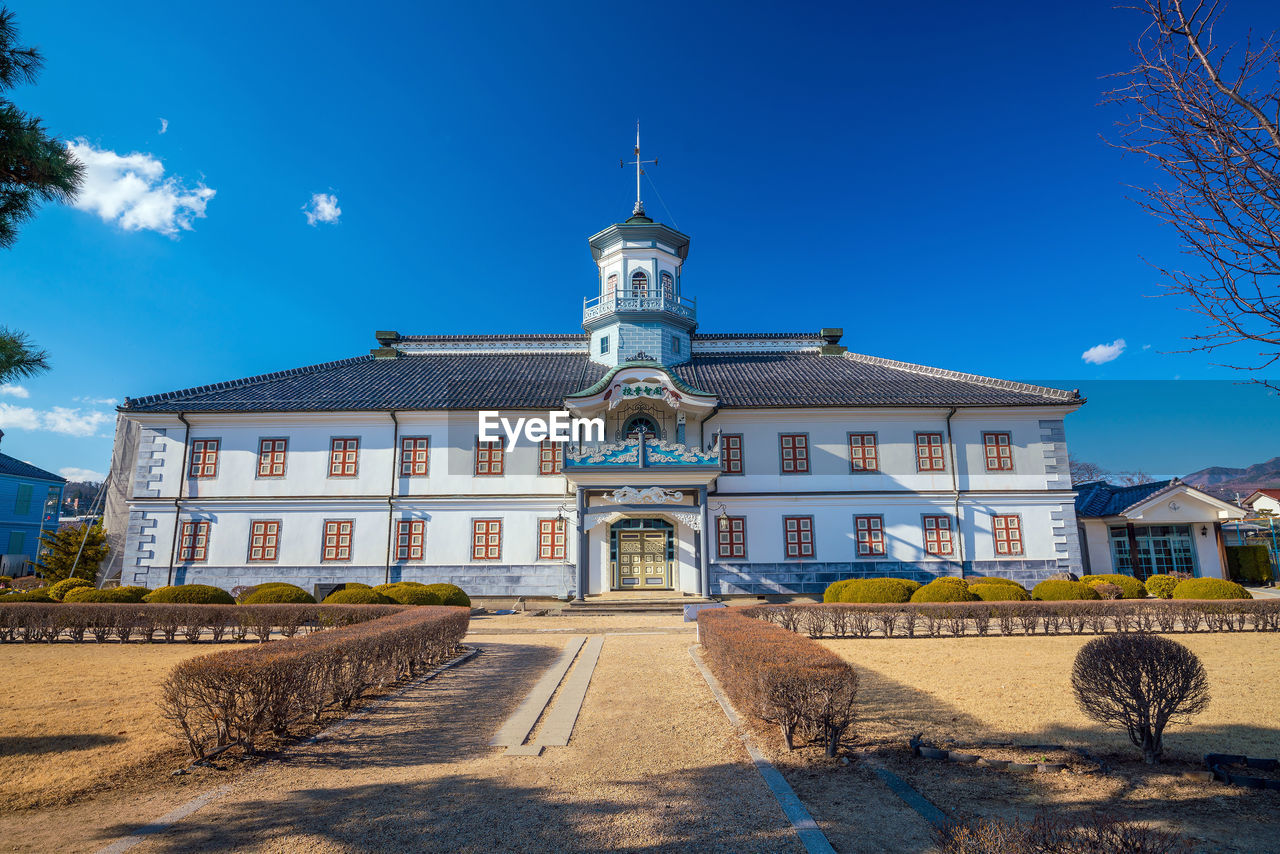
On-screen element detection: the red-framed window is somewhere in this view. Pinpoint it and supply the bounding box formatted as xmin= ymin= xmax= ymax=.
xmin=472 ymin=519 xmax=502 ymax=560
xmin=400 ymin=437 xmax=429 ymax=476
xmin=992 ymin=515 xmax=1024 ymax=556
xmin=188 ymin=439 xmax=219 ymax=478
xmin=248 ymin=520 xmax=280 ymax=562
xmin=783 ymin=516 xmax=814 ymax=559
xmin=322 ymin=520 xmax=353 ymax=561
xmin=848 ymin=433 xmax=879 ymax=473
xmin=178 ymin=520 xmax=209 ymax=562
xmin=854 ymin=515 xmax=886 ymax=557
xmin=983 ymin=432 xmax=1014 ymax=471
xmin=915 ymin=432 xmax=946 ymax=472
xmin=257 ymin=438 xmax=288 ymax=478
xmin=475 ymin=438 xmax=504 ymax=476
xmin=780 ymin=434 xmax=809 ymax=474
xmin=538 ymin=518 xmax=567 ymax=560
xmin=605 ymin=273 xmax=617 ymax=297
xmin=631 ymin=269 xmax=648 ymax=298
xmin=721 ymin=434 xmax=743 ymax=475
xmin=717 ymin=516 xmax=747 ymax=559
xmin=539 ymin=439 xmax=563 ymax=475
xmin=329 ymin=437 xmax=359 ymax=477
xmin=396 ymin=520 xmax=425 ymax=561
xmin=923 ymin=515 xmax=954 ymax=556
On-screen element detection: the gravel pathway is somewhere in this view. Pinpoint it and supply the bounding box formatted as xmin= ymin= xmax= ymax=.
xmin=106 ymin=633 xmax=802 ymax=854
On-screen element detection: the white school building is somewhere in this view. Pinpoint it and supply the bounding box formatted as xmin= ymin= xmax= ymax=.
xmin=103 ymin=196 xmax=1193 ymax=601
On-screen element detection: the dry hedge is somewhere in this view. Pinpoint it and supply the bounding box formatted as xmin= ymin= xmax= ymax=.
xmin=159 ymin=605 xmax=469 ymax=758
xmin=698 ymin=608 xmax=857 ymax=756
xmin=744 ymin=600 xmax=1280 ymax=639
xmin=0 ymin=603 xmax=408 ymax=644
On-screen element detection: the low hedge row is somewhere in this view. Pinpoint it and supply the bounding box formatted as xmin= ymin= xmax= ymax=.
xmin=160 ymin=605 xmax=469 ymax=757
xmin=697 ymin=607 xmax=856 ymax=756
xmin=749 ymin=599 xmax=1280 ymax=640
xmin=0 ymin=603 xmax=407 ymax=644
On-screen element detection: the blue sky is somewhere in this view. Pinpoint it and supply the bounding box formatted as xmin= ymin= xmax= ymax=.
xmin=1 ymin=0 xmax=1277 ymax=481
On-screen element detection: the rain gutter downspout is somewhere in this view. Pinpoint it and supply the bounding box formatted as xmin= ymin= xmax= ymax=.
xmin=167 ymin=413 xmax=191 ymax=587
xmin=385 ymin=411 xmax=400 ymax=585
xmin=945 ymin=407 xmax=965 ymax=577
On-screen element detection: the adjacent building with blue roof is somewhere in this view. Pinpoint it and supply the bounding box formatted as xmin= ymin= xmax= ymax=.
xmin=0 ymin=430 xmax=66 ymax=577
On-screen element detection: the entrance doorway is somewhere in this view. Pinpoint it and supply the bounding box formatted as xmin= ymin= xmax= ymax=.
xmin=610 ymin=518 xmax=674 ymax=590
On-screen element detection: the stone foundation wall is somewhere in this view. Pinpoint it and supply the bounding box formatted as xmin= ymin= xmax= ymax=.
xmin=167 ymin=563 xmax=576 ymax=599
xmin=711 ymin=560 xmax=1063 ymax=596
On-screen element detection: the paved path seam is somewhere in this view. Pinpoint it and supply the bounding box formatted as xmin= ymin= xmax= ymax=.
xmin=534 ymin=634 xmax=604 ymax=747
xmin=688 ymin=646 xmax=837 ymax=854
xmin=490 ymin=634 xmax=585 ymax=748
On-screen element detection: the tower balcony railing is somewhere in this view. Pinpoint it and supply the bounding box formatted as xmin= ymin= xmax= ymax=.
xmin=583 ymin=292 xmax=697 ymax=324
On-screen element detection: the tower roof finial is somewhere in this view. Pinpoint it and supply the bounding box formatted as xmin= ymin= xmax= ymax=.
xmin=620 ymin=121 xmax=657 ymax=218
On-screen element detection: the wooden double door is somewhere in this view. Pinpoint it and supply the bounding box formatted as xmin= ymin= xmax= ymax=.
xmin=614 ymin=530 xmax=672 ymax=589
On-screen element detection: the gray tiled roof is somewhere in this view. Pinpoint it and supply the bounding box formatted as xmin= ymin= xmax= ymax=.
xmin=1074 ymin=480 xmax=1172 ymax=517
xmin=123 ymin=343 xmax=1080 ymax=413
xmin=0 ymin=452 xmax=65 ymax=483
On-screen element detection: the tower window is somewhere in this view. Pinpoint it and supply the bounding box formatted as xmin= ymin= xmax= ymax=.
xmin=600 ymin=335 xmax=610 ymax=355
xmin=631 ymin=270 xmax=648 ymax=298
xmin=672 ymin=336 xmax=681 ymax=354
xmin=605 ymin=273 xmax=617 ymax=298
xmin=661 ymin=271 xmax=673 ymax=301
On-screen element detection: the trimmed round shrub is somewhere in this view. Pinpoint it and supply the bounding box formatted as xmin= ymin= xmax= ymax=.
xmin=322 ymin=588 xmax=396 ymax=605
xmin=1145 ymin=574 xmax=1182 ymax=600
xmin=1032 ymin=580 xmax=1100 ymax=601
xmin=1091 ymin=582 xmax=1123 ymax=600
xmin=64 ymin=585 xmax=148 ymax=603
xmin=421 ymin=583 xmax=471 ymax=607
xmin=1082 ymin=573 xmax=1147 ymax=599
xmin=911 ymin=579 xmax=979 ymax=603
xmin=2 ymin=588 xmax=53 ymax=602
xmin=967 ymin=576 xmax=1025 ymax=589
xmin=239 ymin=583 xmax=316 ymax=604
xmin=1171 ymin=577 xmax=1252 ymax=600
xmin=372 ymin=583 xmax=405 ymax=596
xmin=381 ymin=585 xmax=445 ymax=605
xmin=143 ymin=584 xmax=235 ymax=604
xmin=972 ymin=584 xmax=1031 ymax=602
xmin=822 ymin=579 xmax=856 ymax=603
xmin=48 ymin=577 xmax=94 ymax=601
xmin=827 ymin=578 xmax=915 ymax=604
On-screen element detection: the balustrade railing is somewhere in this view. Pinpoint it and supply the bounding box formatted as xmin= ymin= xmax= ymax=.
xmin=582 ymin=292 xmax=697 ymax=323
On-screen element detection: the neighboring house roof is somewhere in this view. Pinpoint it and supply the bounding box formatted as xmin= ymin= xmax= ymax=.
xmin=1075 ymin=478 xmax=1245 ymax=519
xmin=1243 ymin=489 xmax=1280 ymax=507
xmin=0 ymin=453 xmax=66 ymax=483
xmin=121 ymin=338 xmax=1082 ymax=414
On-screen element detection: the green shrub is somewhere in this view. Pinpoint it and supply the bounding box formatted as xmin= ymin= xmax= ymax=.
xmin=323 ymin=588 xmax=396 ymax=605
xmin=1032 ymin=580 xmax=1100 ymax=601
xmin=827 ymin=578 xmax=916 ymax=604
xmin=2 ymin=589 xmax=53 ymax=602
xmin=48 ymin=577 xmax=94 ymax=601
xmin=1082 ymin=573 xmax=1147 ymax=599
xmin=1226 ymin=545 xmax=1273 ymax=584
xmin=822 ymin=579 xmax=856 ymax=603
xmin=372 ymin=583 xmax=405 ymax=596
xmin=972 ymin=584 xmax=1031 ymax=601
xmin=421 ymin=583 xmax=471 ymax=607
xmin=967 ymin=576 xmax=1026 ymax=589
xmin=910 ymin=579 xmax=979 ymax=603
xmin=1145 ymin=574 xmax=1182 ymax=599
xmin=143 ymin=584 xmax=235 ymax=605
xmin=380 ymin=585 xmax=444 ymax=606
xmin=1171 ymin=577 xmax=1252 ymax=600
xmin=239 ymin=583 xmax=316 ymax=604
xmin=64 ymin=585 xmax=148 ymax=603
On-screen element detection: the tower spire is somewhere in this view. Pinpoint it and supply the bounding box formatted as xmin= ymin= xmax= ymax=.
xmin=620 ymin=121 xmax=657 ymax=217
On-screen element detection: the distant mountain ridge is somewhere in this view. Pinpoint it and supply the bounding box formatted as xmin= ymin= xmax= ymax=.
xmin=1183 ymin=456 xmax=1280 ymax=501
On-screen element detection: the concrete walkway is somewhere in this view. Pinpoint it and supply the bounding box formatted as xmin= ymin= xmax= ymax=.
xmin=95 ymin=633 xmax=803 ymax=854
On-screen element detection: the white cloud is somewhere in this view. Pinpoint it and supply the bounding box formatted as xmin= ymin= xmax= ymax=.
xmin=0 ymin=384 xmax=29 ymax=398
xmin=0 ymin=403 xmax=111 ymax=437
xmin=303 ymin=192 xmax=341 ymax=226
xmin=59 ymin=467 xmax=106 ymax=483
xmin=1082 ymin=338 xmax=1127 ymax=365
xmin=67 ymin=139 xmax=215 ymax=236
xmin=158 ymin=117 xmax=168 ymax=134
xmin=1142 ymin=344 xmax=1152 ymax=350
xmin=74 ymin=395 xmax=119 ymax=405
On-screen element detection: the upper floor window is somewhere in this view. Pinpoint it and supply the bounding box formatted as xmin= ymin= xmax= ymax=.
xmin=661 ymin=271 xmax=673 ymax=301
xmin=472 ymin=519 xmax=502 ymax=560
xmin=717 ymin=516 xmax=747 ymax=559
xmin=915 ymin=433 xmax=946 ymax=472
xmin=400 ymin=437 xmax=429 ymax=476
xmin=396 ymin=519 xmax=426 ymax=561
xmin=475 ymin=438 xmax=504 ymax=476
xmin=780 ymin=433 xmax=809 ymax=474
xmin=605 ymin=273 xmax=617 ymax=297
xmin=983 ymin=432 xmax=1014 ymax=471
xmin=783 ymin=515 xmax=814 ymax=559
xmin=322 ymin=519 xmax=353 ymax=561
xmin=248 ymin=520 xmax=280 ymax=562
xmin=854 ymin=515 xmax=886 ymax=557
xmin=923 ymin=515 xmax=954 ymax=556
xmin=600 ymin=335 xmax=610 ymax=355
xmin=720 ymin=433 xmax=743 ymax=475
xmin=257 ymin=438 xmax=288 ymax=478
xmin=13 ymin=484 xmax=31 ymax=514
xmin=848 ymin=433 xmax=878 ymax=473
xmin=631 ymin=270 xmax=648 ymax=298
xmin=189 ymin=439 xmax=219 ymax=478
xmin=178 ymin=520 xmax=210 ymax=562
xmin=992 ymin=514 xmax=1024 ymax=556
xmin=539 ymin=439 xmax=563 ymax=475
xmin=329 ymin=437 xmax=359 ymax=477
xmin=538 ymin=518 xmax=567 ymax=560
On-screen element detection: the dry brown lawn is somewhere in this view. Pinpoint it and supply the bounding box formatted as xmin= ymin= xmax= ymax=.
xmin=0 ymin=643 xmax=214 ymax=811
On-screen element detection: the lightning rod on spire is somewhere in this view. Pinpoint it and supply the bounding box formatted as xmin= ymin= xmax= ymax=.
xmin=620 ymin=121 xmax=657 ymax=216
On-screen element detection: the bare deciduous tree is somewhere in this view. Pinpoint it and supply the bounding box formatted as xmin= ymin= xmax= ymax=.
xmin=1071 ymin=458 xmax=1109 ymax=484
xmin=1072 ymin=634 xmax=1210 ymax=763
xmin=1108 ymin=1 xmax=1280 ymax=389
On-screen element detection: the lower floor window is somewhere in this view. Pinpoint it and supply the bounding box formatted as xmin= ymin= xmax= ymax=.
xmin=323 ymin=520 xmax=353 ymax=561
xmin=923 ymin=515 xmax=953 ymax=556
xmin=783 ymin=516 xmax=814 ymax=559
xmin=992 ymin=515 xmax=1023 ymax=556
xmin=179 ymin=520 xmax=209 ymax=562
xmin=854 ymin=515 xmax=885 ymax=557
xmin=717 ymin=516 xmax=747 ymax=559
xmin=1109 ymin=524 xmax=1196 ymax=579
xmin=473 ymin=519 xmax=502 ymax=560
xmin=248 ymin=521 xmax=280 ymax=562
xmin=538 ymin=518 xmax=567 ymax=560
xmin=396 ymin=520 xmax=425 ymax=561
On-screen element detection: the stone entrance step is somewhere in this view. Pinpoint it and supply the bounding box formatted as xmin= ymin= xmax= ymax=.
xmin=561 ymin=596 xmax=716 ymax=615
